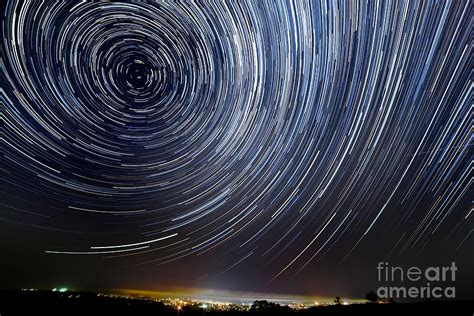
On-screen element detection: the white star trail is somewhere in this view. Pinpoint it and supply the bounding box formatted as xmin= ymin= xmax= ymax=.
xmin=1 ymin=0 xmax=471 ymax=282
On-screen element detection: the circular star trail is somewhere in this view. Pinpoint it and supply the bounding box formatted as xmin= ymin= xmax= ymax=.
xmin=1 ymin=1 xmax=472 ymax=282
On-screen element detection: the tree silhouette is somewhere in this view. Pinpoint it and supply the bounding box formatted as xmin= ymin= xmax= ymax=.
xmin=365 ymin=291 xmax=378 ymax=303
xmin=334 ymin=296 xmax=342 ymax=305
xmin=250 ymin=300 xmax=291 ymax=313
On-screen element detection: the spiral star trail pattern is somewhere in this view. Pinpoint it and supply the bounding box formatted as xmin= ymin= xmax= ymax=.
xmin=1 ymin=1 xmax=472 ymax=294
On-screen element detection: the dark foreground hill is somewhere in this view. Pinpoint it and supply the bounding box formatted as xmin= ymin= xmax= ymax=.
xmin=0 ymin=290 xmax=472 ymax=316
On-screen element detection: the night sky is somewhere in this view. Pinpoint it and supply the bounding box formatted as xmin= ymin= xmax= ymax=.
xmin=1 ymin=1 xmax=472 ymax=300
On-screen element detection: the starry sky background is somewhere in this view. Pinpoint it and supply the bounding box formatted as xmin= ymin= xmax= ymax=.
xmin=1 ymin=1 xmax=472 ymax=299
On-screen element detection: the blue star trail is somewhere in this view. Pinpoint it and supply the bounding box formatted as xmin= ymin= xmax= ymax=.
xmin=1 ymin=0 xmax=471 ymax=291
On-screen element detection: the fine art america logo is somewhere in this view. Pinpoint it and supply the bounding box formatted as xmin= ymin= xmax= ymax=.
xmin=376 ymin=262 xmax=457 ymax=299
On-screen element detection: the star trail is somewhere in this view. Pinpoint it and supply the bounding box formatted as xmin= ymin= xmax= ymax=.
xmin=1 ymin=1 xmax=472 ymax=297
